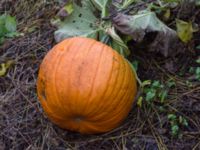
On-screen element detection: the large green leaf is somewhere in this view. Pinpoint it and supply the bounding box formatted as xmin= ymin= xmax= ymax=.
xmin=54 ymin=3 xmax=98 ymax=42
xmin=54 ymin=1 xmax=130 ymax=57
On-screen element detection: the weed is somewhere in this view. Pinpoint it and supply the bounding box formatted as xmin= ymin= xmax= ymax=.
xmin=0 ymin=14 xmax=19 ymax=45
xmin=188 ymin=58 xmax=200 ymax=81
xmin=168 ymin=114 xmax=188 ymax=137
xmin=142 ymin=80 xmax=170 ymax=104
xmin=138 ymin=79 xmax=189 ymax=137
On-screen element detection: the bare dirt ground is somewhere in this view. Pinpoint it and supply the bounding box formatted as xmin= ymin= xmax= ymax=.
xmin=0 ymin=1 xmax=200 ymax=149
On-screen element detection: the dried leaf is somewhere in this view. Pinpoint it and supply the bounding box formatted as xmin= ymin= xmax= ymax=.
xmin=0 ymin=60 xmax=14 ymax=76
xmin=112 ymin=11 xmax=177 ymax=42
xmin=137 ymin=96 xmax=143 ymax=108
xmin=112 ymin=11 xmax=179 ymax=57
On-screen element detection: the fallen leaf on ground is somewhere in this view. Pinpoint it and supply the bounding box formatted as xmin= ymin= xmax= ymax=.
xmin=0 ymin=60 xmax=14 ymax=76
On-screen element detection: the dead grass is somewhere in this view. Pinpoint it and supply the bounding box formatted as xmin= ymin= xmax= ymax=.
xmin=0 ymin=0 xmax=200 ymax=149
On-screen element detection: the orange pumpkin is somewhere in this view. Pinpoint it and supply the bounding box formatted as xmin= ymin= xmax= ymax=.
xmin=37 ymin=37 xmax=137 ymax=134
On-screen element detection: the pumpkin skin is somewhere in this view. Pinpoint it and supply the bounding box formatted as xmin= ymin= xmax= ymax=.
xmin=37 ymin=37 xmax=137 ymax=134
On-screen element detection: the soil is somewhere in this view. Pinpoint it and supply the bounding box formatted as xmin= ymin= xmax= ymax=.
xmin=0 ymin=1 xmax=200 ymax=150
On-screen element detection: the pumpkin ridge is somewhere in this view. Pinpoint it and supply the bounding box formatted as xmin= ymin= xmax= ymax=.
xmin=86 ymin=70 xmax=135 ymax=130
xmin=118 ymin=64 xmax=137 ymax=118
xmin=86 ymin=52 xmax=117 ymax=118
xmin=95 ymin=54 xmax=128 ymax=120
xmin=53 ymin=38 xmax=78 ymax=117
xmin=84 ymin=46 xmax=114 ymax=118
xmin=89 ymin=51 xmax=126 ymax=119
xmin=64 ymin=39 xmax=82 ymax=116
xmin=83 ymin=43 xmax=109 ymax=117
xmin=103 ymin=52 xmax=127 ymax=109
xmin=79 ymin=80 xmax=134 ymax=132
xmin=55 ymin=38 xmax=97 ymax=120
xmin=92 ymin=47 xmax=115 ymax=116
xmin=74 ymin=40 xmax=98 ymax=117
xmin=107 ymin=62 xmax=135 ymax=119
xmin=44 ymin=48 xmax=67 ymax=116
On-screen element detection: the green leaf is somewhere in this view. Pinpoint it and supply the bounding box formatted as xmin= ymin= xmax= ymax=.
xmin=5 ymin=31 xmax=20 ymax=38
xmin=168 ymin=114 xmax=177 ymax=121
xmin=158 ymin=106 xmax=166 ymax=112
xmin=159 ymin=90 xmax=168 ymax=103
xmin=196 ymin=67 xmax=200 ymax=74
xmin=54 ymin=3 xmax=98 ymax=42
xmin=176 ymin=19 xmax=194 ymax=43
xmin=0 ymin=25 xmax=7 ymax=38
xmin=167 ymin=80 xmax=176 ymax=88
xmin=152 ymin=80 xmax=161 ymax=88
xmin=195 ymin=67 xmax=200 ymax=80
xmin=5 ymin=15 xmax=17 ymax=32
xmin=182 ymin=118 xmax=188 ymax=127
xmin=0 ymin=15 xmax=8 ymax=37
xmin=179 ymin=116 xmax=188 ymax=127
xmin=196 ymin=58 xmax=200 ymax=64
xmin=145 ymin=90 xmax=156 ymax=102
xmin=171 ymin=125 xmax=179 ymax=136
xmin=0 ymin=37 xmax=5 ymax=45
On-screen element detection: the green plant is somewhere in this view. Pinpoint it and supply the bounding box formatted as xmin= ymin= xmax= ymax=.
xmin=143 ymin=80 xmax=169 ymax=104
xmin=137 ymin=79 xmax=175 ymax=107
xmin=189 ymin=58 xmax=200 ymax=81
xmin=0 ymin=14 xmax=19 ymax=45
xmin=168 ymin=114 xmax=188 ymax=137
xmin=137 ymin=79 xmax=189 ymax=138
